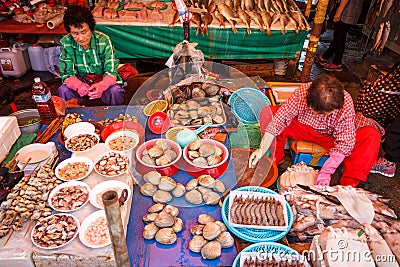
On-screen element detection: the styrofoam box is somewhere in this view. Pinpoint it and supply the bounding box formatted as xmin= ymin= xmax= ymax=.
xmin=0 ymin=116 xmax=21 ymax=160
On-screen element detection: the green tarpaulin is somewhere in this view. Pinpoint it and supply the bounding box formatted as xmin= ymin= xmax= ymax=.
xmin=96 ymin=25 xmax=308 ymax=59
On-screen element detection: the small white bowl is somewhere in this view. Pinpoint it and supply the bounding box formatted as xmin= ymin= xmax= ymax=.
xmin=55 ymin=156 xmax=94 ymax=181
xmin=93 ymin=151 xmax=130 ymax=178
xmin=79 ymin=210 xmax=111 ymax=248
xmin=63 ymin=122 xmax=96 ymax=140
xmin=105 ymin=130 xmax=139 ymax=152
xmin=48 ymin=181 xmax=91 ymax=212
xmin=65 ymin=132 xmax=100 ymax=153
xmin=31 ymin=213 xmax=80 ymax=249
xmin=89 ymin=180 xmax=131 ymax=209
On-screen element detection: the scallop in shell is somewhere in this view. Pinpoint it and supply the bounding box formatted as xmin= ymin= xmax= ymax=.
xmin=143 ymin=171 xmax=162 ymax=185
xmin=213 ymin=180 xmax=226 ymax=193
xmin=164 ymin=205 xmax=179 ymax=217
xmin=148 ymin=203 xmax=165 ymax=213
xmin=186 ymin=100 xmax=201 ymax=110
xmin=198 ymin=214 xmax=215 ymax=225
xmin=189 ymin=235 xmax=207 ymax=253
xmin=154 ymin=211 xmax=175 ymax=228
xmin=188 ymin=140 xmax=202 ymax=151
xmin=198 ymin=175 xmax=215 ymax=189
xmin=152 ymin=190 xmax=172 ymax=203
xmin=190 ymin=225 xmax=204 ymax=235
xmin=185 ymin=179 xmax=198 ymax=191
xmin=140 ymin=183 xmax=157 ymax=196
xmin=143 ymin=223 xmax=159 ymax=240
xmin=141 ymin=154 xmax=155 ymax=166
xmin=155 ymin=139 xmax=171 ymax=151
xmin=172 ymin=183 xmax=186 ymax=197
xmin=172 ymin=217 xmax=183 ymax=233
xmin=199 ymin=144 xmax=216 ymax=157
xmin=202 ymin=191 xmax=220 ymax=205
xmin=207 ymin=155 xmax=222 ymax=166
xmin=164 ymin=149 xmax=177 ymax=162
xmin=192 ymin=157 xmax=208 ymax=167
xmin=202 ymin=222 xmax=222 ymax=240
xmin=216 ymin=231 xmax=234 ymax=248
xmin=158 ymin=176 xmax=177 ymax=191
xmin=142 ymin=213 xmax=159 ymax=223
xmin=148 ymin=146 xmax=164 ymax=158
xmin=155 ymin=228 xmax=177 ymax=245
xmin=188 ymin=150 xmax=200 ymax=160
xmin=185 ymin=190 xmax=203 ymax=205
xmin=201 ymin=241 xmax=221 ymax=260
xmin=156 ymin=155 xmax=170 ymax=166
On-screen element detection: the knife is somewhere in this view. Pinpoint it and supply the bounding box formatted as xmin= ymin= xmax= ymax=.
xmin=296 ymin=184 xmax=341 ymax=205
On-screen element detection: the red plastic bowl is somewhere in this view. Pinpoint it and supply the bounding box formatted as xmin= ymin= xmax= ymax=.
xmin=148 ymin=112 xmax=171 ymax=134
xmin=183 ymin=139 xmax=229 ymax=178
xmin=135 ymin=139 xmax=182 ymax=176
xmin=101 ymin=121 xmax=145 ymax=141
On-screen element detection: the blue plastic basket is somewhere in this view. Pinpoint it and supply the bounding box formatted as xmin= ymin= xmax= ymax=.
xmin=221 ymin=186 xmax=293 ymax=243
xmin=228 ymin=88 xmax=271 ymax=124
xmin=232 ymin=242 xmax=308 ymax=267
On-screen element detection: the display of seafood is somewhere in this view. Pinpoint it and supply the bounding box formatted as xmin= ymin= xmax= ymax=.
xmin=57 ymin=161 xmax=91 ymax=181
xmin=142 ymin=203 xmax=183 ymax=245
xmin=62 ymin=113 xmax=82 ymax=128
xmin=140 ymin=139 xmax=178 ymax=166
xmin=49 ymin=184 xmax=89 ymax=212
xmin=94 ymin=152 xmax=129 ymax=177
xmin=279 ymin=162 xmax=318 ymax=189
xmin=0 ymin=164 xmax=61 ymax=238
xmin=81 ymin=212 xmax=111 ymax=248
xmin=98 ymin=114 xmax=139 ymax=127
xmin=229 ymin=194 xmax=286 ymax=226
xmin=184 ymin=175 xmax=225 ymax=205
xmin=31 ymin=214 xmax=79 ymax=249
xmin=241 ymin=253 xmax=307 ymax=267
xmin=189 ymin=214 xmax=234 ymax=260
xmin=140 ymin=171 xmax=185 ymax=203
xmin=107 ymin=136 xmax=137 ymax=151
xmin=65 ymin=133 xmax=99 ymax=152
xmin=186 ymin=140 xmax=224 ymax=167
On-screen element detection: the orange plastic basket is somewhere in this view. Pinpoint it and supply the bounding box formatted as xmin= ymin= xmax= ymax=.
xmin=143 ymin=100 xmax=168 ymax=116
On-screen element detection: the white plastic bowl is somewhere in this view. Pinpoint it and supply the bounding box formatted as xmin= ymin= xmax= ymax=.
xmin=79 ymin=210 xmax=111 ymax=248
xmin=64 ymin=132 xmax=100 ymax=153
xmin=89 ymin=180 xmax=131 ymax=209
xmin=93 ymin=151 xmax=130 ymax=178
xmin=63 ymin=122 xmax=96 ymax=139
xmin=48 ymin=181 xmax=91 ymax=212
xmin=55 ymin=156 xmax=94 ymax=181
xmin=105 ymin=130 xmax=139 ymax=152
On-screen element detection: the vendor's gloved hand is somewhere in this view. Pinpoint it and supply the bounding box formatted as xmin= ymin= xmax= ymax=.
xmin=88 ymin=75 xmax=116 ymax=99
xmin=315 ymin=152 xmax=346 ymax=186
xmin=248 ymin=132 xmax=275 ymax=168
xmin=65 ymin=76 xmax=90 ymax=97
xmin=249 ymin=148 xmax=264 ymax=169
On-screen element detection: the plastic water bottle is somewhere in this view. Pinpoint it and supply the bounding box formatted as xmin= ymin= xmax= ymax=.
xmin=32 ymin=77 xmax=58 ymax=124
xmin=174 ymin=0 xmax=192 ymax=22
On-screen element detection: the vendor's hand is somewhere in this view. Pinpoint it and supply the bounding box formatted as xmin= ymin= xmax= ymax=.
xmin=315 ymin=173 xmax=331 ymax=186
xmin=333 ymin=13 xmax=341 ymax=22
xmin=65 ymin=76 xmax=89 ymax=96
xmin=248 ymin=149 xmax=263 ymax=168
xmin=77 ymin=83 xmax=90 ymax=97
xmin=88 ymin=75 xmax=116 ymax=99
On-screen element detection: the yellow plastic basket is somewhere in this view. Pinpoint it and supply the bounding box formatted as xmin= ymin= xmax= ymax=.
xmin=143 ymin=100 xmax=168 ymax=116
xmin=165 ymin=126 xmax=189 ymax=142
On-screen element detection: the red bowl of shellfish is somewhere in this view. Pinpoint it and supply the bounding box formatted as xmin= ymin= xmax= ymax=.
xmin=183 ymin=139 xmax=229 ymax=178
xmin=135 ymin=138 xmax=182 ymax=176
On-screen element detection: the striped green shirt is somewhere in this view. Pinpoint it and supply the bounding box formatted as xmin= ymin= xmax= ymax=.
xmin=59 ymin=30 xmax=122 ymax=84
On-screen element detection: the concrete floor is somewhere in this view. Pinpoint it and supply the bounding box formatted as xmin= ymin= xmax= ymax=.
xmin=1 ymin=30 xmax=400 ymax=217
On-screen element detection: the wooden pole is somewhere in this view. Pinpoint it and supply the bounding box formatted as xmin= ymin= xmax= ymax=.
xmin=300 ymin=0 xmax=329 ymax=82
xmin=102 ymin=190 xmax=131 ymax=267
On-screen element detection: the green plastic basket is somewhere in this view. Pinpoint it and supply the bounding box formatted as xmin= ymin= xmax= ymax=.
xmin=229 ymin=124 xmax=262 ymax=150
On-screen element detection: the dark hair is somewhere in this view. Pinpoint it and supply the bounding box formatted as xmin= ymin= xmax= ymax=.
xmin=306 ymin=75 xmax=344 ymax=113
xmin=63 ymin=5 xmax=96 ymax=33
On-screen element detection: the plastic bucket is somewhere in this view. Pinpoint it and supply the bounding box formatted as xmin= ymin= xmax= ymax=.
xmin=28 ymin=44 xmax=47 ymax=71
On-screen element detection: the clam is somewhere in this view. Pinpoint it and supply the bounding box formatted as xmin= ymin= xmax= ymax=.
xmin=189 ymin=235 xmax=207 ymax=253
xmin=202 ymin=191 xmax=220 ymax=205
xmin=199 ymin=144 xmax=216 ymax=157
xmin=191 ymin=119 xmax=203 ymax=125
xmin=189 ymin=110 xmax=198 ymax=119
xmin=154 ymin=211 xmax=175 ymax=228
xmin=212 ymin=115 xmax=224 ymax=124
xmin=158 ymin=176 xmax=177 ymax=191
xmin=198 ymin=175 xmax=215 ymax=189
xmin=202 ymin=82 xmax=220 ymax=96
xmin=213 ymin=180 xmax=226 ymax=193
xmin=176 ymin=110 xmax=190 ymax=118
xmin=186 ymin=100 xmax=201 ymax=110
xmin=185 ymin=190 xmax=203 ymax=205
xmin=185 ymin=179 xmax=198 ymax=191
xmin=207 ymin=155 xmax=222 ymax=166
xmin=143 ymin=171 xmax=161 ymax=185
xmin=203 ymin=116 xmax=212 ymax=124
xmin=201 ymin=241 xmax=221 ymax=260
xmin=164 ymin=149 xmax=177 ymax=162
xmin=214 ymin=146 xmax=223 ymax=156
xmin=152 ymin=190 xmax=172 ymax=203
xmin=140 ymin=183 xmax=158 ymax=196
xmin=155 ymin=228 xmax=177 ymax=245
xmin=155 ymin=139 xmax=170 ymax=151
xmin=214 ymin=221 xmax=227 ymax=232
xmin=148 ymin=203 xmax=165 ymax=213
xmin=192 ymin=157 xmax=208 ymax=167
xmin=142 ymin=154 xmax=155 ymax=166
xmin=156 ymin=155 xmax=170 ymax=166
xmin=188 ymin=150 xmax=200 ymax=159
xmin=192 ymin=87 xmax=206 ymax=98
xmin=216 ymin=232 xmax=234 ymax=248
xmin=164 ymin=205 xmax=179 ymax=217
xmin=188 ymin=140 xmax=202 ymax=151
xmin=198 ymin=106 xmax=212 ymax=117
xmin=198 ymin=214 xmax=215 ymax=225
xmin=172 ymin=183 xmax=186 ymax=197
xmin=143 ymin=213 xmax=159 ymax=223
xmin=203 ymin=222 xmax=222 ymax=240
xmin=190 ymin=224 xmax=204 ymax=235
xmin=143 ymin=223 xmax=159 ymax=240
xmin=148 ymin=147 xmax=164 ymax=158
xmin=172 ymin=217 xmax=183 ymax=233
xmin=197 ymin=186 xmax=212 ymax=195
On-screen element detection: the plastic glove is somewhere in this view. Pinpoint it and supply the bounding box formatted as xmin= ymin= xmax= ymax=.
xmin=249 ymin=132 xmax=275 ymax=168
xmin=315 ymin=152 xmax=346 ymax=186
xmin=88 ymin=75 xmax=116 ymax=99
xmin=65 ymin=76 xmax=90 ymax=97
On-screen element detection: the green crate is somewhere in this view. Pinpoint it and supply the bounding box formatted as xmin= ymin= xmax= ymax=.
xmin=229 ymin=124 xmax=262 ymax=150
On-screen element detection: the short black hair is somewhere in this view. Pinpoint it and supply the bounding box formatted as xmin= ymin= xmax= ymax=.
xmin=63 ymin=5 xmax=96 ymax=33
xmin=306 ymin=75 xmax=344 ymax=113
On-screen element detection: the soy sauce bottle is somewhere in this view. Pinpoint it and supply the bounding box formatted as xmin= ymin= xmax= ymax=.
xmin=32 ymin=77 xmax=58 ymax=124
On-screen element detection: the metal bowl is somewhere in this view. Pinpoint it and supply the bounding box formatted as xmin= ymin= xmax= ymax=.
xmin=11 ymin=109 xmax=42 ymax=134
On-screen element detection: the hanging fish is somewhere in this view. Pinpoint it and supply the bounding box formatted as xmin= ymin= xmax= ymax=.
xmin=237 ymin=8 xmax=252 ymax=35
xmin=382 ymin=0 xmax=394 ymax=18
xmin=371 ymin=22 xmax=385 ymax=52
xmin=260 ymin=11 xmax=273 ymax=36
xmin=377 ymin=21 xmax=391 ymax=55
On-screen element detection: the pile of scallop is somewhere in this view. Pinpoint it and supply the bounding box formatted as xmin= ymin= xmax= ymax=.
xmin=141 ymin=140 xmax=178 ymax=167
xmin=189 ymin=214 xmax=234 ymax=260
xmin=142 ymin=203 xmax=183 ymax=245
xmin=140 ymin=171 xmax=186 ymax=203
xmin=186 ymin=140 xmax=224 ymax=167
xmin=185 ymin=175 xmax=225 ymax=205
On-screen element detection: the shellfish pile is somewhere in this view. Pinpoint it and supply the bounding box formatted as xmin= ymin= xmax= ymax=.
xmin=185 ymin=175 xmax=225 ymax=205
xmin=141 ymin=140 xmax=178 ymax=167
xmin=66 ymin=133 xmax=99 ymax=152
xmin=186 ymin=140 xmax=224 ymax=167
xmin=98 ymin=114 xmax=138 ymax=127
xmin=57 ymin=161 xmax=90 ymax=181
xmin=189 ymin=214 xmax=234 ymax=260
xmin=167 ymin=99 xmax=225 ymax=127
xmin=241 ymin=254 xmax=308 ymax=267
xmin=95 ymin=152 xmax=129 ymax=176
xmin=165 ymin=81 xmax=223 ymax=105
xmin=49 ymin=185 xmax=89 ymax=211
xmin=140 ymin=171 xmax=185 ymax=203
xmin=142 ymin=203 xmax=183 ymax=245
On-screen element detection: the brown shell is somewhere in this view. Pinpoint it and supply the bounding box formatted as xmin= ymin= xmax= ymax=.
xmin=185 ymin=179 xmax=199 ymax=191
xmin=143 ymin=223 xmax=159 ymax=240
xmin=164 ymin=149 xmax=177 ymax=162
xmin=189 ymin=235 xmax=207 ymax=253
xmin=148 ymin=203 xmax=165 ymax=213
xmin=158 ymin=176 xmax=177 ymax=191
xmin=155 ymin=228 xmax=177 ymax=245
xmin=213 ymin=180 xmax=226 ymax=193
xmin=140 ymin=183 xmax=158 ymax=197
xmin=155 ymin=139 xmax=171 ymax=151
xmin=185 ymin=190 xmax=203 ymax=205
xmin=202 ymin=191 xmax=220 ymax=206
xmin=172 ymin=217 xmax=183 ymax=233
xmin=198 ymin=214 xmax=215 ymax=225
xmin=154 ymin=211 xmax=175 ymax=228
xmin=163 ymin=205 xmax=179 ymax=217
xmin=152 ymin=190 xmax=172 ymax=203
xmin=198 ymin=174 xmax=215 ymax=189
xmin=172 ymin=183 xmax=186 ymax=197
xmin=148 ymin=146 xmax=164 ymax=158
xmin=142 ymin=213 xmax=159 ymax=223
xmin=190 ymin=224 xmax=205 ymax=235
xmin=188 ymin=140 xmax=202 ymax=151
xmin=201 ymin=241 xmax=222 ymax=259
xmin=216 ymin=231 xmax=234 ymax=248
xmin=141 ymin=154 xmax=156 ymax=166
xmin=203 ymin=222 xmax=222 ymax=240
xmin=214 ymin=221 xmax=227 ymax=232
xmin=192 ymin=157 xmax=208 ymax=167
xmin=143 ymin=171 xmax=161 ymax=185
xmin=199 ymin=144 xmax=216 ymax=157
